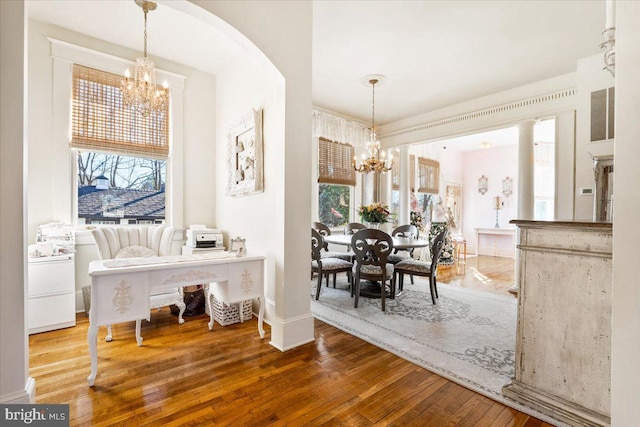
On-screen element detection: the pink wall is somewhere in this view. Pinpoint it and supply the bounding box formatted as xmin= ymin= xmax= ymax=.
xmin=461 ymin=145 xmax=518 ymax=253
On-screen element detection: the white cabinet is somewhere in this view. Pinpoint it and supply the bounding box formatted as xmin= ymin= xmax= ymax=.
xmin=28 ymin=254 xmax=76 ymax=334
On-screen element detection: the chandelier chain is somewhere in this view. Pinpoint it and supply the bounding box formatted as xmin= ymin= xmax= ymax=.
xmin=143 ymin=9 xmax=148 ymax=59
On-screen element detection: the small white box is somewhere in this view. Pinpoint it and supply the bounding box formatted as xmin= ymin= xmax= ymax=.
xmin=210 ymin=296 xmax=252 ymax=326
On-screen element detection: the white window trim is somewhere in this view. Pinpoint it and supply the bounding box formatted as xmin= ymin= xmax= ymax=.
xmin=49 ymin=37 xmax=186 ymax=228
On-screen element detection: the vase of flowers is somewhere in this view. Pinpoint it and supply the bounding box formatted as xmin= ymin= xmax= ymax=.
xmin=358 ymin=202 xmax=391 ymax=227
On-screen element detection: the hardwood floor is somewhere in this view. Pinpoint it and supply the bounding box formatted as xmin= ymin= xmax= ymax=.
xmin=29 ymin=255 xmax=551 ymax=426
xmin=438 ymin=255 xmax=517 ymax=298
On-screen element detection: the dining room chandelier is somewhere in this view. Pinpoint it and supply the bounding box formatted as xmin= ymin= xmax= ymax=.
xmin=120 ymin=0 xmax=168 ymax=117
xmin=353 ymin=78 xmax=393 ymax=174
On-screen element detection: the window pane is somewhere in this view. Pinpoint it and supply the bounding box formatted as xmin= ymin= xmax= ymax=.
xmin=318 ymin=184 xmax=350 ymax=227
xmin=77 ymin=151 xmax=166 ymax=224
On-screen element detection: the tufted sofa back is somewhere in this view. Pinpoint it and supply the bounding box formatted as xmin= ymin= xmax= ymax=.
xmin=91 ymin=225 xmax=175 ymax=260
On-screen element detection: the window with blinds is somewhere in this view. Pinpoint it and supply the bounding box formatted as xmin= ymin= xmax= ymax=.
xmin=71 ymin=64 xmax=170 ymax=159
xmin=318 ymin=138 xmax=356 ymax=186
xmin=417 ymin=157 xmax=439 ymax=194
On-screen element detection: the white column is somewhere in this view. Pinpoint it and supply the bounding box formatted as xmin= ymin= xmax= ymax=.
xmin=511 ymin=120 xmax=536 ymax=295
xmin=517 ymin=120 xmax=536 ymax=220
xmin=612 ymin=1 xmax=640 ymax=424
xmin=399 ymin=145 xmax=410 ymax=226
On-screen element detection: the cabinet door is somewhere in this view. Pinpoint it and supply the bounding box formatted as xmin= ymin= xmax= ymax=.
xmin=29 ymin=293 xmax=76 ymax=334
xmin=29 ymin=260 xmax=74 ymax=297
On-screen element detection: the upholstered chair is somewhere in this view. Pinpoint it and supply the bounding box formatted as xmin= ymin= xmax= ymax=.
xmin=387 ymin=224 xmax=419 ymax=284
xmin=91 ymin=225 xmax=186 ymax=346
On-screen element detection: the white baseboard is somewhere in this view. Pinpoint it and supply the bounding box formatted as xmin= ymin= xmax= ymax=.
xmin=0 ymin=377 xmax=36 ymax=404
xmin=269 ymin=312 xmax=315 ymax=352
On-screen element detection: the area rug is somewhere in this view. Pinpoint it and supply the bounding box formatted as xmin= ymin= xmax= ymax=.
xmin=310 ymin=277 xmax=562 ymax=426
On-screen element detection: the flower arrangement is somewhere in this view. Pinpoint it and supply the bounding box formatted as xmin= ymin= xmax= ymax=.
xmin=358 ymin=202 xmax=391 ymax=223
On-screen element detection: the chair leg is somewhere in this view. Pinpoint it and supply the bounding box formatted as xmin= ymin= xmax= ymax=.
xmin=410 ymin=274 xmax=414 ymax=285
xmin=434 ymin=276 xmax=439 ymax=298
xmin=428 ymin=276 xmax=436 ymax=304
xmin=381 ymin=280 xmax=386 ymax=312
xmin=398 ymin=272 xmax=404 ymax=292
xmin=315 ymin=270 xmax=323 ymax=300
xmin=333 ymin=273 xmax=337 ymax=288
xmin=325 ymin=273 xmax=330 ymax=287
xmin=354 ymin=275 xmax=361 ymax=308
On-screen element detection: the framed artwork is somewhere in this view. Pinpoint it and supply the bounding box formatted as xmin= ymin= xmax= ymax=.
xmin=226 ymin=108 xmax=264 ymax=197
xmin=502 ymin=176 xmax=513 ymax=198
xmin=478 ymin=175 xmax=488 ymax=195
xmin=229 ymin=237 xmax=247 ymax=256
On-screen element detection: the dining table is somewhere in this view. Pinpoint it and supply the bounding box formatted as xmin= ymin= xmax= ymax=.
xmin=323 ymin=233 xmax=430 ymax=250
xmin=323 ymin=233 xmax=430 ymax=298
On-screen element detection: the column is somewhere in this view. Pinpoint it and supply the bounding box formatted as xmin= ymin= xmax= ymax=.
xmin=510 ymin=120 xmax=536 ymax=294
xmin=399 ymin=145 xmax=410 ymax=226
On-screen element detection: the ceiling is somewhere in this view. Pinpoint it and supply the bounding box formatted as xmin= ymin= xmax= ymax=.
xmin=28 ymin=0 xmax=604 ymax=129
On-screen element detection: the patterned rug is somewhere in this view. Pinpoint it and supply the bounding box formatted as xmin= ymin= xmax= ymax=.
xmin=310 ymin=277 xmax=561 ymax=426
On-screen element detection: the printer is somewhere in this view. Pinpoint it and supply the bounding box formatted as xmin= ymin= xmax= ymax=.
xmin=185 ymin=225 xmax=224 ymax=249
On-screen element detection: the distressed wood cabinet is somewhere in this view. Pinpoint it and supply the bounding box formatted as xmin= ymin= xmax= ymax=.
xmin=503 ymin=220 xmax=611 ymax=427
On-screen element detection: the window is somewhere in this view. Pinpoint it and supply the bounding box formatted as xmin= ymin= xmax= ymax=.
xmin=71 ymin=64 xmax=170 ymax=224
xmin=417 ymin=157 xmax=439 ymax=194
xmin=318 ymin=138 xmax=355 ymax=227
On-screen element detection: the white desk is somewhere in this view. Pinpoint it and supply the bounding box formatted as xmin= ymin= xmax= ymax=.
xmin=87 ymin=253 xmax=265 ymax=386
xmin=475 ymin=228 xmax=516 ymax=258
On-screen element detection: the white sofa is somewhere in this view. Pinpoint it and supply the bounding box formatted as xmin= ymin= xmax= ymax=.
xmin=91 ymin=225 xmax=186 ymax=346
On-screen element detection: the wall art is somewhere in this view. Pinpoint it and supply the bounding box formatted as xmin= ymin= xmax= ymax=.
xmin=226 ymin=108 xmax=263 ymax=197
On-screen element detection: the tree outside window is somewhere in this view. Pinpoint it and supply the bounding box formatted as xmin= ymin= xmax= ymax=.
xmin=318 ymin=184 xmax=350 ymax=227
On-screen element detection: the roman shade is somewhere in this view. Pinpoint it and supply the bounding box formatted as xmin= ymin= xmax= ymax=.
xmin=318 ymin=137 xmax=356 ymax=186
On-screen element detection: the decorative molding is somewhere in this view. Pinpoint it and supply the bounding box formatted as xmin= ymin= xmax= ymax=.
xmin=382 ymin=89 xmax=576 ymax=140
xmin=112 ymin=280 xmax=132 ymax=314
xmin=240 ymin=268 xmax=254 ymax=294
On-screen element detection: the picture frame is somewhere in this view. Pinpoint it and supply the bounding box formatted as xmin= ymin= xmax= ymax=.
xmin=478 ymin=175 xmax=488 ymax=195
xmin=229 ymin=237 xmax=247 ymax=257
xmin=502 ymin=176 xmax=513 ymax=198
xmin=226 ymin=108 xmax=264 ymax=197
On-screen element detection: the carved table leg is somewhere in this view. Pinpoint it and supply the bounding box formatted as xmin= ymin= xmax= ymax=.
xmin=105 ymin=324 xmax=113 ymax=342
xmin=207 ymin=292 xmax=215 ymax=331
xmin=87 ymin=322 xmax=99 ymax=386
xmin=257 ymin=295 xmax=265 ymax=338
xmin=135 ymin=320 xmax=143 ymax=347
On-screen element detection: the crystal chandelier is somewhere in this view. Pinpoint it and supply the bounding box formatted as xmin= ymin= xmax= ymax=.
xmin=121 ymin=0 xmax=168 ymax=117
xmin=600 ymin=0 xmax=615 ymax=77
xmin=353 ymin=78 xmax=393 ymax=174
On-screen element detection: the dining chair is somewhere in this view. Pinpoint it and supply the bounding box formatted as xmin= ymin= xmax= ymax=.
xmin=344 ymin=222 xmax=367 ymax=251
xmin=350 ymin=228 xmax=395 ymax=311
xmin=312 ymin=229 xmax=353 ymax=300
xmin=393 ymin=230 xmax=447 ymax=304
xmin=312 ymin=222 xmax=353 ymax=261
xmin=388 ymin=224 xmax=418 ymax=284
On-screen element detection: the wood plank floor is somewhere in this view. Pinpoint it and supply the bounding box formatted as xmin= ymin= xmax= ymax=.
xmin=29 ymin=255 xmax=553 ymax=426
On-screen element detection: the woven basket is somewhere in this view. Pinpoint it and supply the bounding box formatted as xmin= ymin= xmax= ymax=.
xmin=211 ymin=296 xmax=253 ymax=326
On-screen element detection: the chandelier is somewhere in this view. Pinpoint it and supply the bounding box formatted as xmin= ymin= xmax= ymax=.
xmin=120 ymin=0 xmax=168 ymax=117
xmin=600 ymin=0 xmax=615 ymax=77
xmin=353 ymin=78 xmax=393 ymax=173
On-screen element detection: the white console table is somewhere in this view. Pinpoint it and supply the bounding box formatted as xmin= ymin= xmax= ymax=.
xmin=87 ymin=253 xmax=265 ymax=386
xmin=475 ymin=227 xmax=516 ymax=258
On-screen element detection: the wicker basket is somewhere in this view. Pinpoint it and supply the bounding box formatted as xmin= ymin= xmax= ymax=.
xmin=211 ymin=296 xmax=253 ymax=326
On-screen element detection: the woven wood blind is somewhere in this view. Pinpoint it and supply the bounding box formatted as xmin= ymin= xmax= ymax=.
xmin=417 ymin=157 xmax=439 ymax=193
xmin=318 ymin=138 xmax=356 ymax=186
xmin=71 ymin=64 xmax=170 ymax=159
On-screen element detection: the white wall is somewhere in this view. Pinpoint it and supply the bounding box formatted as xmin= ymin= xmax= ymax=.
xmin=611 ymin=1 xmax=640 ymax=424
xmin=192 ymin=0 xmax=314 ymax=351
xmin=574 ymin=54 xmax=615 ymax=220
xmin=0 ymin=0 xmax=32 ymax=405
xmin=27 ymin=19 xmax=218 ymax=241
xmin=461 ymin=145 xmax=518 ymax=253
xmin=26 ymin=20 xmax=218 ymax=306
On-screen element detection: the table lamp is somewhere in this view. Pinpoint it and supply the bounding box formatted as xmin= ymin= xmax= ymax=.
xmin=493 ymin=195 xmax=503 ymax=228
